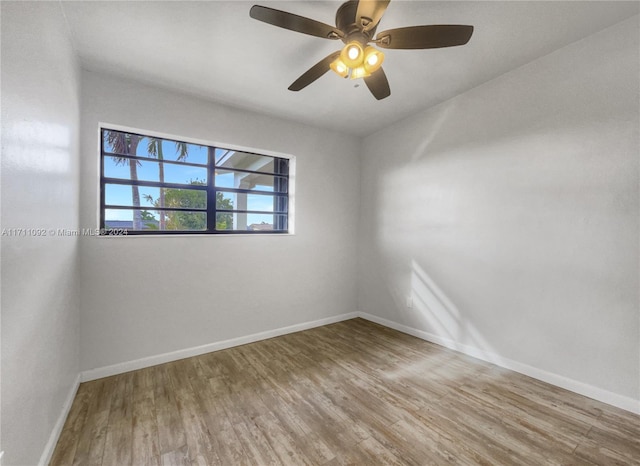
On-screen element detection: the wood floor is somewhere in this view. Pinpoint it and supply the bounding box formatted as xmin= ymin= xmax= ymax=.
xmin=51 ymin=318 xmax=640 ymax=465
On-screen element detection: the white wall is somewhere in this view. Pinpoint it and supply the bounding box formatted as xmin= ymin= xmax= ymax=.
xmin=79 ymin=71 xmax=360 ymax=372
xmin=1 ymin=2 xmax=81 ymax=465
xmin=1 ymin=8 xmax=636 ymax=466
xmin=358 ymin=16 xmax=639 ymax=409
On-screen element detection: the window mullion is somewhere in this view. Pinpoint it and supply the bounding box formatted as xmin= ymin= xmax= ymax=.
xmin=206 ymin=146 xmax=216 ymax=232
xmin=100 ymin=130 xmax=106 ymax=230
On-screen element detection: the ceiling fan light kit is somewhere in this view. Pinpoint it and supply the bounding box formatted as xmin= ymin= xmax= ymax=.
xmin=332 ymin=42 xmax=384 ymax=80
xmin=340 ymin=41 xmax=365 ymax=68
xmin=330 ymin=58 xmax=349 ymax=78
xmin=249 ymin=0 xmax=473 ymax=100
xmin=363 ymin=46 xmax=384 ymax=73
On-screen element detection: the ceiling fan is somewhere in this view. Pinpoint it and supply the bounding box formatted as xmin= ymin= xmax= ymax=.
xmin=249 ymin=0 xmax=473 ymax=100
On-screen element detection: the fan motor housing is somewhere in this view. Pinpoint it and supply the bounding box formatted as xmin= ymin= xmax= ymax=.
xmin=336 ymin=0 xmax=377 ymax=42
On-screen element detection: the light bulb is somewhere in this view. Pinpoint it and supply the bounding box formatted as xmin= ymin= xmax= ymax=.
xmin=363 ymin=46 xmax=384 ymax=73
xmin=330 ymin=58 xmax=349 ymax=78
xmin=340 ymin=41 xmax=365 ymax=68
xmin=348 ymin=46 xmax=360 ymax=60
xmin=350 ymin=66 xmax=371 ymax=80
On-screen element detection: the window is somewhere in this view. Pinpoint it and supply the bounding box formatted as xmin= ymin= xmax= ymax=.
xmin=100 ymin=128 xmax=290 ymax=234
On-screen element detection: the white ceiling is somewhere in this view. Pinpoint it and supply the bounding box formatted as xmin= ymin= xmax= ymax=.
xmin=61 ymin=1 xmax=639 ymax=136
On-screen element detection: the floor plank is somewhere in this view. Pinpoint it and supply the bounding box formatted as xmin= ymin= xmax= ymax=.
xmin=50 ymin=318 xmax=640 ymax=465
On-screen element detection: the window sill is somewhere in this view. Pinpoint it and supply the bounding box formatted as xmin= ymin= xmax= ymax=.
xmin=94 ymin=232 xmax=296 ymax=238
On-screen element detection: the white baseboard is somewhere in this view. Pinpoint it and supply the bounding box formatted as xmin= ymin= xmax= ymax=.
xmin=358 ymin=311 xmax=640 ymax=415
xmin=78 ymin=309 xmax=639 ymax=414
xmin=81 ymin=312 xmax=359 ymax=382
xmin=43 ymin=310 xmax=637 ymax=466
xmin=38 ymin=373 xmax=81 ymax=466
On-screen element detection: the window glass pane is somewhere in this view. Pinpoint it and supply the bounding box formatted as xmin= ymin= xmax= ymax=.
xmin=102 ymin=130 xmax=141 ymax=155
xmin=103 ymin=156 xmax=207 ymax=185
xmin=105 ymin=184 xmax=159 ymax=208
xmin=217 ymin=192 xmax=286 ymax=212
xmin=162 ymin=164 xmax=208 ymax=185
xmin=163 ymin=188 xmax=207 ymax=209
xmin=106 ymin=185 xmax=207 ymax=209
xmin=103 ymin=130 xmax=208 ymax=165
xmin=104 ymin=209 xmax=206 ymax=231
xmin=103 ymin=156 xmax=139 ymax=180
xmin=215 ymin=149 xmax=281 ymax=174
xmin=134 ymin=137 xmax=208 ymax=165
xmin=215 ymin=213 xmax=287 ymax=231
xmin=215 ymin=170 xmax=287 ymax=193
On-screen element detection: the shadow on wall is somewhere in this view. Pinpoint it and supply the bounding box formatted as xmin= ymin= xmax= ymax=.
xmin=408 ymin=102 xmax=454 ymax=163
xmin=408 ymin=259 xmax=502 ymax=366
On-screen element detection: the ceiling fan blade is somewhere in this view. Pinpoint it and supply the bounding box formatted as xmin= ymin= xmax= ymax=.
xmin=250 ymin=5 xmax=343 ymax=40
xmin=364 ymin=67 xmax=390 ymax=100
xmin=355 ymin=0 xmax=390 ymax=32
xmin=376 ymin=25 xmax=473 ymax=49
xmin=289 ymin=51 xmax=341 ymax=92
